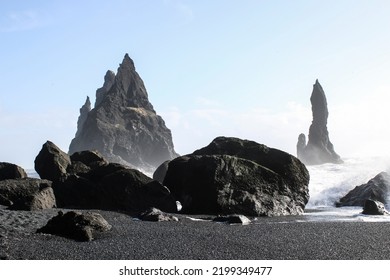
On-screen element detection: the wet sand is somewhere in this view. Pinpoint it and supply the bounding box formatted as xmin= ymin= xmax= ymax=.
xmin=1 ymin=206 xmax=390 ymax=260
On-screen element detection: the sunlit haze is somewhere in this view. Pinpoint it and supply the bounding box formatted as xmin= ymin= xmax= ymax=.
xmin=1 ymin=0 xmax=390 ymax=169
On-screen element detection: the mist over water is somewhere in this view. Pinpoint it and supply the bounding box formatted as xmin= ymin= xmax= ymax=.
xmin=306 ymin=156 xmax=390 ymax=208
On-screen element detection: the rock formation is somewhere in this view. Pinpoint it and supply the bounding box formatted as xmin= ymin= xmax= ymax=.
xmin=35 ymin=141 xmax=71 ymax=182
xmin=0 ymin=162 xmax=27 ymax=180
xmin=362 ymin=199 xmax=389 ymax=215
xmin=138 ymin=207 xmax=179 ymax=222
xmin=75 ymin=96 xmax=91 ymax=138
xmin=37 ymin=211 xmax=112 ymax=241
xmin=162 ymin=137 xmax=310 ymax=216
xmin=336 ymin=172 xmax=390 ymax=207
xmin=35 ymin=140 xmax=177 ymax=213
xmin=297 ymin=79 xmax=342 ymax=165
xmin=0 ymin=178 xmax=56 ymax=210
xmin=69 ymin=54 xmax=178 ymax=172
xmin=152 ymin=160 xmax=170 ymax=183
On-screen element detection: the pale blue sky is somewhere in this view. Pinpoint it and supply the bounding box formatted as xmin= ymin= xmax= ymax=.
xmin=1 ymin=0 xmax=390 ymax=169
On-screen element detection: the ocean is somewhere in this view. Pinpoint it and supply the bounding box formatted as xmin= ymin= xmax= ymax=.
xmin=26 ymin=156 xmax=390 ymax=222
xmin=305 ymin=156 xmax=390 ymax=222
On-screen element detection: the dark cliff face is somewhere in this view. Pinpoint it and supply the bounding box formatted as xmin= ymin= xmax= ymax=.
xmin=69 ymin=54 xmax=179 ymax=172
xmin=297 ymin=80 xmax=342 ymax=165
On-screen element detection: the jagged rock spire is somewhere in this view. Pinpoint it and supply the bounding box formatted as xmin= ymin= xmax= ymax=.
xmin=95 ymin=70 xmax=115 ymax=107
xmin=69 ymin=54 xmax=179 ymax=173
xmin=75 ymin=96 xmax=91 ymax=137
xmin=297 ymin=79 xmax=342 ymax=165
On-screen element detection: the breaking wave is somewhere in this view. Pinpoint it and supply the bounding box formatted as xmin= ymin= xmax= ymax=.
xmin=306 ymin=156 xmax=390 ymax=208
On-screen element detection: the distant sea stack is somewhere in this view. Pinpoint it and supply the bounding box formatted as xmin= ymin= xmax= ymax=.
xmin=69 ymin=54 xmax=179 ymax=172
xmin=297 ymin=79 xmax=342 ymax=165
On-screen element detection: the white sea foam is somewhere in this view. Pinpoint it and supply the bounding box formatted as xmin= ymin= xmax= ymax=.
xmin=306 ymin=157 xmax=390 ymax=208
xmin=303 ymin=156 xmax=390 ymax=222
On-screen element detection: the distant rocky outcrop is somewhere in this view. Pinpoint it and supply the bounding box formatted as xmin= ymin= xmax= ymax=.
xmin=297 ymin=80 xmax=342 ymax=165
xmin=69 ymin=54 xmax=179 ymax=172
xmin=336 ymin=172 xmax=390 ymax=207
xmin=75 ymin=96 xmax=91 ymax=138
xmin=35 ymin=141 xmax=177 ymax=213
xmin=37 ymin=211 xmax=112 ymax=241
xmin=162 ymin=137 xmax=310 ymax=216
xmin=0 ymin=162 xmax=27 ymax=180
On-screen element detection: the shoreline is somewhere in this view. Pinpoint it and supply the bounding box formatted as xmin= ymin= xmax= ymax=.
xmin=2 ymin=206 xmax=390 ymax=260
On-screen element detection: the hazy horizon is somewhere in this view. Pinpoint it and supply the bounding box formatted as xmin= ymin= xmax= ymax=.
xmin=1 ymin=1 xmax=390 ymax=169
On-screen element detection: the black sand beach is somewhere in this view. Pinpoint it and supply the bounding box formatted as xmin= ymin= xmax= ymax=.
xmin=1 ymin=206 xmax=390 ymax=260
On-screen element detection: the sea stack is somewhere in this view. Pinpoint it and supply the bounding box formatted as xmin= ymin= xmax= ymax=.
xmin=69 ymin=54 xmax=179 ymax=172
xmin=297 ymin=79 xmax=342 ymax=165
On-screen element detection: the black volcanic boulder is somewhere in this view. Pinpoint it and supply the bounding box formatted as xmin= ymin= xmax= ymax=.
xmin=53 ymin=165 xmax=176 ymax=213
xmin=362 ymin=199 xmax=389 ymax=215
xmin=35 ymin=141 xmax=71 ymax=181
xmin=163 ymin=137 xmax=310 ymax=216
xmin=37 ymin=211 xmax=112 ymax=241
xmin=193 ymin=136 xmax=309 ymax=192
xmin=153 ymin=160 xmax=170 ymax=183
xmin=52 ymin=175 xmax=100 ymax=209
xmin=34 ymin=140 xmax=177 ymax=213
xmin=98 ymin=169 xmax=176 ymax=212
xmin=0 ymin=162 xmax=27 ymax=180
xmin=70 ymin=150 xmax=108 ymax=168
xmin=0 ymin=178 xmax=56 ymax=210
xmin=336 ymin=172 xmax=390 ymax=207
xmin=67 ymin=150 xmax=109 ymax=176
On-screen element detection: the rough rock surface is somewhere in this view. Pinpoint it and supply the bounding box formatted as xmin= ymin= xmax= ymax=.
xmin=35 ymin=141 xmax=177 ymax=213
xmin=163 ymin=137 xmax=310 ymax=216
xmin=0 ymin=162 xmax=27 ymax=180
xmin=297 ymin=80 xmax=342 ymax=165
xmin=35 ymin=141 xmax=71 ymax=182
xmin=138 ymin=207 xmax=179 ymax=222
xmin=0 ymin=178 xmax=56 ymax=210
xmin=95 ymin=70 xmax=115 ymax=107
xmin=69 ymin=54 xmax=178 ymax=172
xmin=153 ymin=160 xmax=170 ymax=183
xmin=362 ymin=199 xmax=389 ymax=215
xmin=37 ymin=211 xmax=112 ymax=241
xmin=336 ymin=172 xmax=390 ymax=207
xmin=75 ymin=96 xmax=91 ymax=138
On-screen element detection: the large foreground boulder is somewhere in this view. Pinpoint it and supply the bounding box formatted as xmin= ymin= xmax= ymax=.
xmin=153 ymin=160 xmax=170 ymax=183
xmin=0 ymin=162 xmax=27 ymax=180
xmin=193 ymin=136 xmax=309 ymax=190
xmin=336 ymin=172 xmax=390 ymax=207
xmin=0 ymin=178 xmax=56 ymax=210
xmin=35 ymin=141 xmax=177 ymax=213
xmin=35 ymin=141 xmax=71 ymax=181
xmin=163 ymin=137 xmax=310 ymax=216
xmin=37 ymin=211 xmax=112 ymax=241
